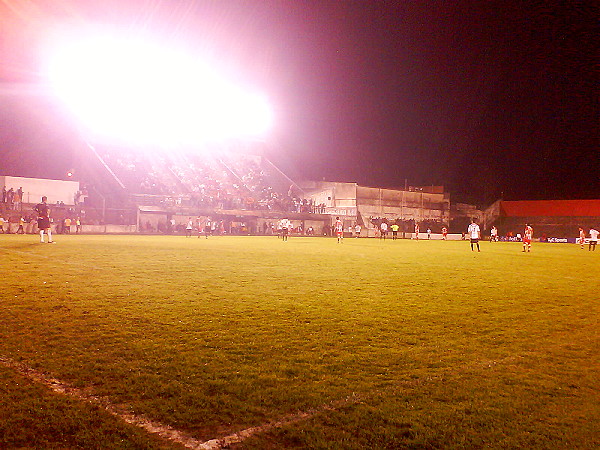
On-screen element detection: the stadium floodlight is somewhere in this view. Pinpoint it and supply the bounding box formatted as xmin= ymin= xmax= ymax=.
xmin=43 ymin=27 xmax=273 ymax=146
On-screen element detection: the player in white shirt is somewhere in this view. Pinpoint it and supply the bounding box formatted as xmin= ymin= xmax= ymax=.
xmin=280 ymin=218 xmax=292 ymax=241
xmin=334 ymin=217 xmax=344 ymax=243
xmin=379 ymin=221 xmax=388 ymax=240
xmin=490 ymin=226 xmax=498 ymax=242
xmin=467 ymin=219 xmax=481 ymax=252
xmin=354 ymin=224 xmax=361 ymax=238
xmin=185 ymin=218 xmax=194 ymax=237
xmin=589 ymin=227 xmax=599 ymax=251
xmin=202 ymin=217 xmax=212 ymax=239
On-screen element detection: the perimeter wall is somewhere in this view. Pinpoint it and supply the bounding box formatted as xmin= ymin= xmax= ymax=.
xmin=1 ymin=176 xmax=79 ymax=205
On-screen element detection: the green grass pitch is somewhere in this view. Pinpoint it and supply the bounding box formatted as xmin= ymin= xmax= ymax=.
xmin=1 ymin=234 xmax=598 ymax=449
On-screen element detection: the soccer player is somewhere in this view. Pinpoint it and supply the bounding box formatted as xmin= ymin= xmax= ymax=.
xmin=34 ymin=196 xmax=54 ymax=243
xmin=490 ymin=226 xmax=498 ymax=242
xmin=414 ymin=222 xmax=420 ymax=240
xmin=354 ymin=223 xmax=361 ymax=238
xmin=427 ymin=227 xmax=432 ymax=240
xmin=522 ymin=224 xmax=533 ymax=252
xmin=185 ymin=217 xmax=194 ymax=237
xmin=379 ymin=221 xmax=388 ymax=240
xmin=203 ymin=217 xmax=212 ymax=238
xmin=334 ymin=217 xmax=344 ymax=243
xmin=467 ymin=219 xmax=480 ymax=252
xmin=589 ymin=227 xmax=598 ymax=251
xmin=281 ymin=218 xmax=292 ymax=241
xmin=16 ymin=217 xmax=25 ymax=234
xmin=578 ymin=227 xmax=585 ymax=249
xmin=441 ymin=226 xmax=448 ymax=240
xmin=390 ymin=223 xmax=399 ymax=240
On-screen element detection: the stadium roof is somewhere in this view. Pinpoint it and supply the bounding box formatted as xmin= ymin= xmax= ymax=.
xmin=500 ymin=200 xmax=600 ymax=217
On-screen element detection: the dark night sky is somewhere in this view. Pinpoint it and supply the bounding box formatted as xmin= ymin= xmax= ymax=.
xmin=0 ymin=1 xmax=598 ymax=206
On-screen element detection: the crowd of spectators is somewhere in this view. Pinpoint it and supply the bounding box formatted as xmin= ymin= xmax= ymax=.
xmin=97 ymin=148 xmax=323 ymax=214
xmin=1 ymin=186 xmax=23 ymax=210
xmin=100 ymin=150 xmax=177 ymax=195
xmin=219 ymin=154 xmax=325 ymax=213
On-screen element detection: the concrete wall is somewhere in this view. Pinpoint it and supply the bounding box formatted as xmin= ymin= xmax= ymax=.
xmin=300 ymin=181 xmax=357 ymax=210
xmin=450 ymin=202 xmax=483 ymax=233
xmin=356 ymin=186 xmax=450 ymax=223
xmin=81 ymin=225 xmax=138 ymax=234
xmin=331 ymin=182 xmax=357 ymax=208
xmin=300 ymin=181 xmax=450 ymax=225
xmin=1 ymin=176 xmax=79 ymax=205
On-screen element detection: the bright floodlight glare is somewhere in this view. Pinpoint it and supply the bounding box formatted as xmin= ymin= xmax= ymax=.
xmin=45 ymin=30 xmax=272 ymax=145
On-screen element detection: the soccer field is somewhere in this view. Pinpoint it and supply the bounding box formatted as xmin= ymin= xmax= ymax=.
xmin=1 ymin=234 xmax=598 ymax=449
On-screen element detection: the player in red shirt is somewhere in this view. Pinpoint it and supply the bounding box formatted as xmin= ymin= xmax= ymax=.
xmin=441 ymin=226 xmax=448 ymax=240
xmin=334 ymin=217 xmax=344 ymax=243
xmin=577 ymin=227 xmax=585 ymax=249
xmin=522 ymin=224 xmax=533 ymax=252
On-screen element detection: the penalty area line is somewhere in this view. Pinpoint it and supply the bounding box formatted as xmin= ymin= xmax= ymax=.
xmin=0 ymin=355 xmax=364 ymax=449
xmin=201 ymin=392 xmax=364 ymax=449
xmin=0 ymin=356 xmax=210 ymax=449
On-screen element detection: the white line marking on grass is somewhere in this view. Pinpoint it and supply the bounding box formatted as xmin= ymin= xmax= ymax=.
xmin=0 ymin=356 xmax=210 ymax=449
xmin=0 ymin=355 xmax=364 ymax=449
xmin=200 ymin=393 xmax=364 ymax=449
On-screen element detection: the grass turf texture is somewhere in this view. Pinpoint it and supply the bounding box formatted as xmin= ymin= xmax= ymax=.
xmin=0 ymin=234 xmax=598 ymax=449
xmin=0 ymin=365 xmax=168 ymax=449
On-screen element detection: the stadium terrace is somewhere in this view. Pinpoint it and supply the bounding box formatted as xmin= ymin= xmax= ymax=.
xmin=1 ymin=146 xmax=598 ymax=241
